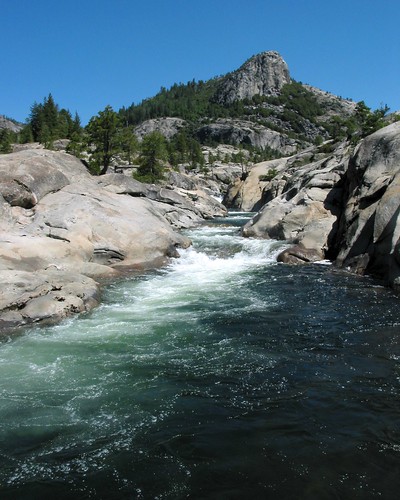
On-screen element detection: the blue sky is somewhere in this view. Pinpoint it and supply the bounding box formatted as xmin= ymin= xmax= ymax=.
xmin=2 ymin=0 xmax=399 ymax=125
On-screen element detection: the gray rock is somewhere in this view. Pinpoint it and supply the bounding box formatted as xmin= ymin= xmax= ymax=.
xmin=134 ymin=117 xmax=187 ymax=141
xmin=0 ymin=115 xmax=23 ymax=133
xmin=0 ymin=150 xmax=75 ymax=208
xmin=214 ymin=51 xmax=291 ymax=105
xmin=196 ymin=118 xmax=297 ymax=154
xmin=241 ymin=143 xmax=351 ymax=258
xmin=0 ymin=149 xmax=206 ymax=330
xmin=0 ymin=269 xmax=100 ymax=330
xmin=335 ymin=122 xmax=400 ymax=287
xmin=277 ymin=244 xmax=323 ymax=264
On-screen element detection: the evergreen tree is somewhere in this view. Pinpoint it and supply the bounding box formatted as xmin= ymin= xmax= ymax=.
xmin=66 ymin=131 xmax=85 ymax=157
xmin=29 ymin=101 xmax=44 ymax=141
xmin=24 ymin=95 xmax=82 ymax=145
xmin=118 ymin=126 xmax=138 ymax=164
xmin=0 ymin=129 xmax=13 ymax=153
xmin=86 ymin=105 xmax=120 ymax=174
xmin=188 ymin=138 xmax=204 ymax=170
xmin=72 ymin=112 xmax=82 ymax=135
xmin=42 ymin=94 xmax=59 ymax=139
xmin=19 ymin=124 xmax=34 ymax=143
xmin=135 ymin=132 xmax=167 ymax=183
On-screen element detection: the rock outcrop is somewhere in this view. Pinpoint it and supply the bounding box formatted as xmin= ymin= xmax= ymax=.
xmin=334 ymin=122 xmax=400 ymax=289
xmin=134 ymin=117 xmax=187 ymax=141
xmin=214 ymin=51 xmax=291 ymax=105
xmin=0 ymin=115 xmax=23 ymax=133
xmin=231 ymin=122 xmax=400 ymax=291
xmin=196 ymin=119 xmax=297 ymax=154
xmin=242 ymin=143 xmax=350 ymax=259
xmin=0 ymin=149 xmax=226 ymax=330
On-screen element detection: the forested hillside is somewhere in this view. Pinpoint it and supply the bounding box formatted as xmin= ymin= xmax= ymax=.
xmin=1 ymin=51 xmax=393 ymax=179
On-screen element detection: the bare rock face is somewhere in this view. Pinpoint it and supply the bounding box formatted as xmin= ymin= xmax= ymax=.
xmin=334 ymin=122 xmax=400 ymax=289
xmin=196 ymin=119 xmax=297 ymax=154
xmin=134 ymin=117 xmax=187 ymax=141
xmin=0 ymin=150 xmax=75 ymax=208
xmin=0 ymin=115 xmax=23 ymax=133
xmin=241 ymin=142 xmax=351 ymax=259
xmin=214 ymin=51 xmax=291 ymax=105
xmin=236 ymin=122 xmax=400 ymax=290
xmin=0 ymin=149 xmax=227 ymax=331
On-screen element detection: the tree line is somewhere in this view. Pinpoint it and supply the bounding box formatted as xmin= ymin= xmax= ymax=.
xmin=0 ymin=91 xmax=393 ymax=182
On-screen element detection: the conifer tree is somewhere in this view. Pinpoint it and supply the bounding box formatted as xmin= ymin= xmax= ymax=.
xmin=86 ymin=105 xmax=120 ymax=174
xmin=135 ymin=131 xmax=167 ymax=183
xmin=0 ymin=129 xmax=13 ymax=153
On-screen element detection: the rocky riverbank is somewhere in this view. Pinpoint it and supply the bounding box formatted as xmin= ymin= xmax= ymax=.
xmin=0 ymin=149 xmax=226 ymax=331
xmin=229 ymin=122 xmax=400 ymax=290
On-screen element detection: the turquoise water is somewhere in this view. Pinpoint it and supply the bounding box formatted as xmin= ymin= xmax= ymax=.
xmin=1 ymin=212 xmax=400 ymax=499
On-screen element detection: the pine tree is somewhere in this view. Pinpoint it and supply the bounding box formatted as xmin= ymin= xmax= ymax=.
xmin=135 ymin=132 xmax=167 ymax=183
xmin=118 ymin=126 xmax=138 ymax=164
xmin=0 ymin=129 xmax=13 ymax=153
xmin=86 ymin=105 xmax=120 ymax=174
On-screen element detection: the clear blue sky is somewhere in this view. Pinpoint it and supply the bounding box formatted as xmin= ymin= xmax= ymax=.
xmin=2 ymin=0 xmax=399 ymax=125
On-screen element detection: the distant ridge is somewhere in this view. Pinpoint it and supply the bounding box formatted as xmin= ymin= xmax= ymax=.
xmin=0 ymin=115 xmax=23 ymax=133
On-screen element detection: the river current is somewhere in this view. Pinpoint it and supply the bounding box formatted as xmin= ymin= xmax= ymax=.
xmin=1 ymin=212 xmax=400 ymax=499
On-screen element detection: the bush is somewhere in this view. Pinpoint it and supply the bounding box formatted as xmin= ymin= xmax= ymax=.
xmin=259 ymin=168 xmax=278 ymax=182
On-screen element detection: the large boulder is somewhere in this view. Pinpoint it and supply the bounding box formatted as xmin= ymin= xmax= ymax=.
xmin=334 ymin=123 xmax=400 ymax=288
xmin=0 ymin=149 xmax=218 ymax=330
xmin=0 ymin=270 xmax=100 ymax=329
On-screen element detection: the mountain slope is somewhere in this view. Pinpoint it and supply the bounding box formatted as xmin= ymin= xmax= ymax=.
xmin=120 ymin=51 xmax=357 ymax=155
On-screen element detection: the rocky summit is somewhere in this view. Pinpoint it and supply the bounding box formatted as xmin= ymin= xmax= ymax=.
xmin=213 ymin=51 xmax=291 ymax=104
xmin=120 ymin=50 xmax=357 ymax=155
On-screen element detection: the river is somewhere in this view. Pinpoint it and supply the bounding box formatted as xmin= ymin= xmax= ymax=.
xmin=1 ymin=212 xmax=400 ymax=499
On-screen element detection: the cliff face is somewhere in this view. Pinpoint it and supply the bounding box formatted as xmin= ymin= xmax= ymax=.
xmin=334 ymin=122 xmax=400 ymax=289
xmin=235 ymin=122 xmax=400 ymax=290
xmin=214 ymin=51 xmax=291 ymax=104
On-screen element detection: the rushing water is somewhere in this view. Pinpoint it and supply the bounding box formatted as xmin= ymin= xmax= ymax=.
xmin=1 ymin=212 xmax=400 ymax=499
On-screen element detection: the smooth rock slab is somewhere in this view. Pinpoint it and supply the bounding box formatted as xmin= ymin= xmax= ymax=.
xmin=0 ymin=270 xmax=100 ymax=330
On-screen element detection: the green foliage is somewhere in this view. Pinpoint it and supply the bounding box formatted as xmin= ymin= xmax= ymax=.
xmin=0 ymin=129 xmax=13 ymax=153
xmin=323 ymin=101 xmax=390 ymax=143
xmin=167 ymin=130 xmax=204 ymax=170
xmin=118 ymin=126 xmax=139 ymax=164
xmin=355 ymin=101 xmax=389 ymax=138
xmin=66 ymin=132 xmax=85 ymax=157
xmin=279 ymin=81 xmax=324 ymax=120
xmin=119 ymin=78 xmax=253 ymax=126
xmin=259 ymin=168 xmax=278 ymax=182
xmin=134 ymin=132 xmax=168 ymax=183
xmin=245 ymin=144 xmax=282 ymax=163
xmin=21 ymin=94 xmax=82 ymax=146
xmin=86 ymin=105 xmax=121 ymax=175
xmin=19 ymin=124 xmax=34 ymax=143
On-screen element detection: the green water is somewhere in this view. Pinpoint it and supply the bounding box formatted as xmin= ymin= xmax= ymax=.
xmin=1 ymin=213 xmax=400 ymax=499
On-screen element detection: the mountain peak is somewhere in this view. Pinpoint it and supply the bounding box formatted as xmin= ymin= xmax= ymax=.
xmin=214 ymin=50 xmax=291 ymax=105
